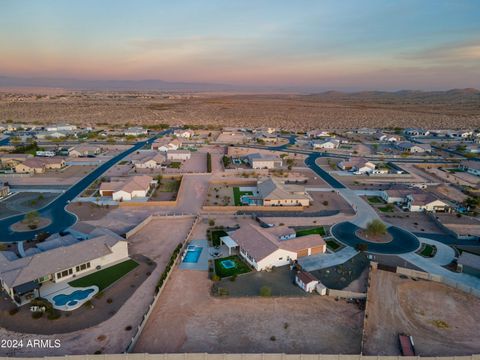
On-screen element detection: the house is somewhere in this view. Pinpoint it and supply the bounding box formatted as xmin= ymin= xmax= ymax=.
xmin=46 ymin=124 xmax=77 ymax=132
xmin=397 ymin=141 xmax=432 ymax=153
xmin=173 ymin=129 xmax=194 ymax=138
xmin=375 ymin=132 xmax=399 ymax=142
xmin=0 ymin=228 xmax=129 ymax=306
xmin=99 ymin=175 xmax=154 ymax=201
xmin=457 ymin=252 xmax=480 ymax=277
xmin=405 ymin=192 xmax=450 ymax=212
xmin=15 ymin=157 xmax=65 ymax=174
xmin=295 ymin=270 xmax=319 ymax=293
xmin=404 ymin=128 xmax=430 ymax=137
xmin=306 ymin=130 xmax=331 ymax=138
xmin=460 ymin=161 xmax=480 ymax=176
xmin=68 ymin=145 xmax=101 ymax=157
xmin=166 ymin=150 xmax=191 ymax=161
xmin=131 ymin=152 xmax=166 ymax=169
xmin=35 ymin=150 xmax=56 ymax=157
xmin=446 ymin=130 xmax=473 ymax=138
xmin=152 ymin=138 xmax=182 ymax=152
xmin=381 ymin=185 xmax=422 ymax=204
xmin=311 ymin=138 xmax=340 ymax=150
xmin=255 ymin=132 xmax=278 ymax=143
xmin=0 ymin=154 xmax=32 ymax=168
xmin=228 ymin=224 xmax=326 ymax=271
xmin=246 ymin=153 xmax=283 ymax=169
xmin=124 ymin=127 xmax=148 ymax=137
xmin=36 ymin=131 xmax=67 ymax=139
xmin=256 ymin=178 xmax=310 ymax=206
xmin=0 ymin=183 xmax=9 ymax=199
xmin=338 ymin=157 xmax=376 ymax=174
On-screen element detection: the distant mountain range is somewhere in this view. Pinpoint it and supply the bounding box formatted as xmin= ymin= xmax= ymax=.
xmin=0 ymin=75 xmax=242 ymax=92
xmin=0 ymin=75 xmax=479 ymax=99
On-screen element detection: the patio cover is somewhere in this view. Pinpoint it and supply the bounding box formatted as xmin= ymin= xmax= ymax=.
xmin=220 ymin=236 xmax=238 ymax=255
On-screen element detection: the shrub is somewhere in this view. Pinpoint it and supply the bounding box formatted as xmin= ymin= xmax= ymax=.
xmin=8 ymin=308 xmax=19 ymax=316
xmin=211 ymin=274 xmax=220 ymax=282
xmin=32 ymin=312 xmax=43 ymax=319
xmin=270 ymin=336 xmax=276 ymax=341
xmin=125 ymin=325 xmax=132 ymax=331
xmin=365 ymin=219 xmax=387 ymax=236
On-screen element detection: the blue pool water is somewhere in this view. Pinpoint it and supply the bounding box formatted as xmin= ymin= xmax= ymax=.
xmin=52 ymin=288 xmax=95 ymax=307
xmin=221 ymin=259 xmax=236 ymax=269
xmin=240 ymin=195 xmax=255 ymax=205
xmin=183 ymin=247 xmax=203 ymax=263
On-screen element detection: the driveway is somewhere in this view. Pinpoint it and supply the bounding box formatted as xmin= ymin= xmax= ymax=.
xmin=297 ymin=246 xmax=358 ymax=271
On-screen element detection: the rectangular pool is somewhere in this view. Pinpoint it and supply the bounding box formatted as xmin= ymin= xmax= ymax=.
xmin=183 ymin=247 xmax=203 ymax=263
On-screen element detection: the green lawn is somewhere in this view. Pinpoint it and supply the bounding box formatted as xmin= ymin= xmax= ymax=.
xmin=210 ymin=229 xmax=228 ymax=246
xmin=295 ymin=227 xmax=326 ymax=237
xmin=233 ymin=187 xmax=254 ymax=206
xmin=69 ymin=259 xmax=139 ymax=291
xmin=326 ymin=239 xmax=342 ymax=251
xmin=367 ymin=196 xmax=383 ymax=204
xmin=214 ymin=255 xmax=251 ymax=278
xmin=419 ymin=244 xmax=436 ymax=258
xmin=378 ymin=205 xmax=394 ymax=213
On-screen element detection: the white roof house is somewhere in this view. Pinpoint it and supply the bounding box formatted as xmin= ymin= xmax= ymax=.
xmin=397 ymin=141 xmax=431 ymax=153
xmin=311 ymin=138 xmax=340 ymax=150
xmin=99 ymin=175 xmax=154 ymax=201
xmin=406 ymin=192 xmax=450 ymax=212
xmin=131 ymin=152 xmax=166 ymax=169
xmin=173 ymin=129 xmax=194 ymax=138
xmin=124 ymin=127 xmax=148 ymax=136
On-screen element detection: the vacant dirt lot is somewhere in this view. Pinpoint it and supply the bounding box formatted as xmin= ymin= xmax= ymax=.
xmin=135 ymin=269 xmax=364 ymax=354
xmin=363 ymin=269 xmax=480 ymax=356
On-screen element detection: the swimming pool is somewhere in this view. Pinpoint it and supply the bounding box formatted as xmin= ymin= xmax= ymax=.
xmin=240 ymin=195 xmax=256 ymax=205
xmin=220 ymin=259 xmax=236 ymax=269
xmin=52 ymin=288 xmax=96 ymax=307
xmin=183 ymin=246 xmax=203 ymax=263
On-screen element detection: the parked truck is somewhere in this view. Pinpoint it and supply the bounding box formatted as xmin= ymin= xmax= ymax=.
xmin=398 ymin=333 xmax=415 ymax=356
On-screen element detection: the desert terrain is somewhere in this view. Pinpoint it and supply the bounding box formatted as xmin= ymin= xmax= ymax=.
xmin=1 ymin=89 xmax=479 ymax=130
xmin=363 ymin=269 xmax=480 ymax=356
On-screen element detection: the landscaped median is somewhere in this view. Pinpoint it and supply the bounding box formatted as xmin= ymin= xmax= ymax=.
xmin=69 ymin=259 xmax=139 ymax=291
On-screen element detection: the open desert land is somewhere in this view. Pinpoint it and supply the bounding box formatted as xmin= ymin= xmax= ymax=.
xmin=134 ymin=269 xmax=364 ymax=354
xmin=1 ymin=90 xmax=480 ymax=130
xmin=362 ymin=269 xmax=480 ymax=356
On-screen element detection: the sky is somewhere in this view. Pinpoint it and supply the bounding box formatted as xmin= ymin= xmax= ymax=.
xmin=1 ymin=0 xmax=480 ymax=91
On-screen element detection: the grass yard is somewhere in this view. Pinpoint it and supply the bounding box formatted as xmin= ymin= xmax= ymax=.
xmin=209 ymin=229 xmax=228 ymax=246
xmin=418 ymin=243 xmax=437 ymax=258
xmin=232 ymin=187 xmax=254 ymax=206
xmin=326 ymin=239 xmax=343 ymax=252
xmin=214 ymin=255 xmax=251 ymax=278
xmin=367 ymin=196 xmax=383 ymax=204
xmin=378 ymin=204 xmax=394 ymax=213
xmin=69 ymin=259 xmax=139 ymax=291
xmin=296 ymin=226 xmax=326 ymax=237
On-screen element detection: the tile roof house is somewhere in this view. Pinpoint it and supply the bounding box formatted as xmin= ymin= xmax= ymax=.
xmin=406 ymin=192 xmax=450 ymax=212
xmin=68 ymin=145 xmax=102 ymax=157
xmin=152 ymin=138 xmax=182 ymax=152
xmin=338 ymin=157 xmax=376 ymax=174
xmin=15 ymin=157 xmax=65 ymax=174
xmin=295 ymin=270 xmax=319 ymax=293
xmin=246 ymin=153 xmax=283 ymax=169
xmin=131 ymin=152 xmax=166 ymax=169
xmin=256 ymin=178 xmax=310 ymax=206
xmin=0 ymin=228 xmax=129 ymax=306
xmin=99 ymin=175 xmax=154 ymax=201
xmin=460 ymin=161 xmax=480 ymax=176
xmin=228 ymin=223 xmax=326 ymax=271
xmin=397 ymin=141 xmax=432 ymax=153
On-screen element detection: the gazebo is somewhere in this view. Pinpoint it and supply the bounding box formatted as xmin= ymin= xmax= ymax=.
xmin=219 ymin=235 xmax=238 ymax=255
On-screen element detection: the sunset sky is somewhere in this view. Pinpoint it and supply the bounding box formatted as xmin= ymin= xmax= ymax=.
xmin=1 ymin=0 xmax=480 ymax=90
